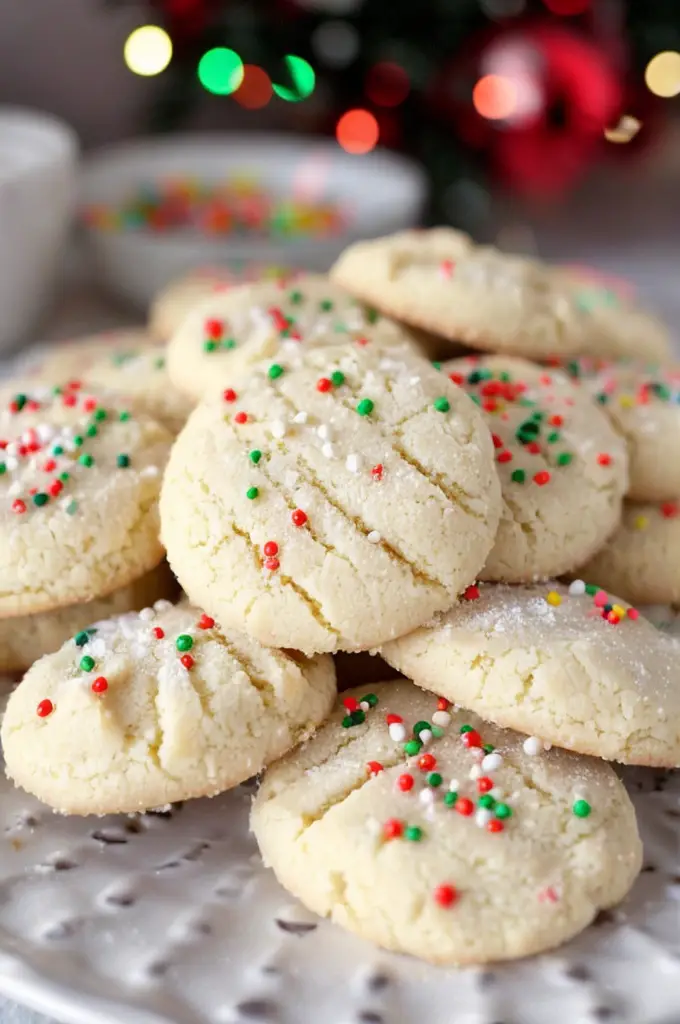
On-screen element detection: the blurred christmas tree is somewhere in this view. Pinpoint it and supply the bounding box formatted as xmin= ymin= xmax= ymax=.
xmin=112 ymin=0 xmax=680 ymax=225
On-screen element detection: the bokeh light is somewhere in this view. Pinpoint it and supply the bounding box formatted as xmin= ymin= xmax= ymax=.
xmin=336 ymin=109 xmax=379 ymax=154
xmin=542 ymin=0 xmax=590 ymax=13
xmin=472 ymin=74 xmax=517 ymax=119
xmin=272 ymin=56 xmax=316 ymax=102
xmin=235 ymin=65 xmax=273 ymax=109
xmin=645 ymin=51 xmax=680 ymax=98
xmin=604 ymin=115 xmax=642 ymax=144
xmin=312 ymin=21 xmax=359 ymax=68
xmin=124 ymin=25 xmax=173 ymax=77
xmin=198 ymin=47 xmax=244 ymax=95
xmin=365 ymin=62 xmax=410 ymax=107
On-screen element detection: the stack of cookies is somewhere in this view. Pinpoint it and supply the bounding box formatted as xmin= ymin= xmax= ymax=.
xmin=2 ymin=227 xmax=678 ymax=969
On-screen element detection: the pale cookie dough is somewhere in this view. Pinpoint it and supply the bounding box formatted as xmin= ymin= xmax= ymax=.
xmin=443 ymin=355 xmax=628 ymax=581
xmin=577 ymin=500 xmax=680 ymax=606
xmin=148 ymin=264 xmax=294 ymax=341
xmin=0 ymin=382 xmax=172 ymax=615
xmin=0 ymin=561 xmax=177 ymax=674
xmin=251 ymin=680 xmax=642 ymax=965
xmin=558 ymin=357 xmax=680 ymax=502
xmin=26 ymin=328 xmax=153 ymax=382
xmin=382 ymin=582 xmax=680 ymax=766
xmin=161 ymin=343 xmax=501 ymax=654
xmin=1 ymin=602 xmax=336 ymax=815
xmin=331 ymin=229 xmax=671 ymax=363
xmin=85 ymin=346 xmax=193 ymax=435
xmin=165 ymin=274 xmax=421 ymax=401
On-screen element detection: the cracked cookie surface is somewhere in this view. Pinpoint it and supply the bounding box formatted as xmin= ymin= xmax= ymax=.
xmin=161 ymin=342 xmax=501 ymax=654
xmin=382 ymin=582 xmax=680 ymax=766
xmin=251 ymin=680 xmax=641 ymax=964
xmin=1 ymin=602 xmax=336 ymax=814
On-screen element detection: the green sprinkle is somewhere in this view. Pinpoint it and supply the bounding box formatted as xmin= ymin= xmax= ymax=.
xmin=249 ymin=449 xmax=262 ymax=465
xmin=467 ymin=371 xmax=483 ymax=385
xmin=176 ymin=634 xmax=193 ymax=652
xmin=59 ymin=471 xmax=70 ymax=483
xmin=119 ymin=411 xmax=131 ymax=421
xmin=79 ymin=453 xmax=94 ymax=467
xmin=433 ymin=396 xmax=450 ymax=413
xmin=117 ymin=454 xmax=130 ymax=468
xmin=203 ymin=340 xmax=217 ymax=353
xmin=460 ymin=724 xmax=473 ymax=734
xmin=511 ymin=469 xmax=526 ymax=483
xmin=596 ymin=393 xmax=608 ymax=405
xmin=432 ymin=361 xmax=441 ymax=371
xmin=413 ymin=720 xmax=432 ymax=736
xmin=431 ymin=725 xmax=444 ymax=738
xmin=86 ymin=425 xmax=97 ymax=437
xmin=652 ymin=382 xmax=671 ymax=400
xmin=585 ymin=583 xmax=598 ymax=595
xmin=80 ymin=655 xmax=95 ymax=672
xmin=428 ymin=772 xmax=443 ymax=788
xmin=155 ymin=357 xmax=165 ymax=370
xmin=444 ymin=791 xmax=457 ymax=806
xmin=74 ymin=631 xmax=90 ymax=647
xmin=0 ymin=463 xmax=5 ymax=475
xmin=65 ymin=500 xmax=78 ymax=515
xmin=33 ymin=493 xmax=49 ymax=507
xmin=13 ymin=393 xmax=27 ymax=411
xmin=531 ymin=411 xmax=544 ymax=421
xmin=246 ymin=487 xmax=259 ymax=500
xmin=319 ymin=299 xmax=334 ymax=312
xmin=268 ymin=363 xmax=284 ymax=380
xmin=404 ymin=739 xmax=422 ymax=756
xmin=331 ymin=370 xmax=345 ymax=387
xmin=573 ymin=799 xmax=591 ymax=818
xmin=547 ymin=431 xmax=560 ymax=444
xmin=52 ymin=445 xmax=64 ymax=455
xmin=483 ymin=744 xmax=495 ymax=753
xmin=73 ymin=435 xmax=84 ymax=447
xmin=361 ymin=692 xmax=378 ymax=707
xmin=494 ymin=803 xmax=512 ymax=819
xmin=357 ymin=398 xmax=374 ymax=416
xmin=365 ymin=307 xmax=379 ymax=323
xmin=478 ymin=794 xmax=495 ymax=809
xmin=341 ymin=715 xmax=354 ymax=728
xmin=557 ymin=452 xmax=573 ymax=466
xmin=350 ymin=709 xmax=365 ymax=725
xmin=404 ymin=826 xmax=423 ymax=842
xmin=223 ymin=339 xmax=237 ymax=350
xmin=289 ymin=290 xmax=303 ymax=304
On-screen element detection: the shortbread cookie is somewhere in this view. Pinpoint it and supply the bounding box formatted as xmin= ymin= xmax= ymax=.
xmin=0 ymin=562 xmax=176 ymax=675
xmin=557 ymin=357 xmax=680 ymax=502
xmin=161 ymin=343 xmax=501 ymax=654
xmin=165 ymin=274 xmax=420 ymax=401
xmin=444 ymin=356 xmax=628 ymax=581
xmin=251 ymin=680 xmax=641 ymax=964
xmin=577 ymin=500 xmax=680 ymax=605
xmin=0 ymin=382 xmax=171 ymax=615
xmin=148 ymin=264 xmax=294 ymax=341
xmin=85 ymin=346 xmax=193 ymax=434
xmin=1 ymin=603 xmax=336 ymax=814
xmin=331 ymin=229 xmax=671 ymax=363
xmin=382 ymin=582 xmax=680 ymax=766
xmin=26 ymin=328 xmax=153 ymax=382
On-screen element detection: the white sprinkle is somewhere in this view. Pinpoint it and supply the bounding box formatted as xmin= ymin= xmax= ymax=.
xmin=481 ymin=753 xmax=503 ymax=773
xmin=8 ymin=482 xmax=20 ymax=496
xmin=470 ymin=747 xmax=485 ymax=761
xmin=419 ymin=729 xmax=433 ymax=746
xmin=490 ymin=787 xmax=504 ymax=800
xmin=270 ymin=420 xmax=286 ymax=439
xmin=141 ymin=465 xmax=159 ymax=478
xmin=154 ymin=599 xmax=173 ymax=612
xmin=388 ymin=722 xmax=406 ymax=742
xmin=408 ymin=375 xmax=421 ymax=386
xmin=138 ymin=607 xmax=155 ymax=622
xmin=523 ymin=736 xmax=543 ymax=756
xmin=365 ymin=817 xmax=382 ymax=838
xmin=292 ymin=410 xmax=308 ymax=424
xmin=367 ymin=530 xmax=381 ymax=544
xmin=475 ymin=809 xmax=493 ymax=828
xmin=316 ymin=424 xmax=332 ymax=441
xmin=5 ymin=443 xmax=18 ymax=457
xmin=469 ymin=764 xmax=482 ymax=780
xmin=543 ymin=741 xmax=552 ymax=751
xmin=359 ymin=701 xmax=370 ymax=712
xmin=37 ymin=424 xmax=54 ymax=442
xmin=419 ymin=788 xmax=435 ymax=806
xmin=345 ymin=453 xmax=362 ymax=473
xmin=321 ymin=442 xmax=335 ymax=458
xmin=432 ymin=710 xmax=451 ymax=727
xmin=5 ymin=457 xmax=18 ymax=472
xmin=28 ymin=457 xmax=39 ymax=472
xmin=448 ymin=778 xmax=460 ymax=792
xmin=89 ymin=638 xmax=106 ymax=658
xmin=568 ymin=579 xmax=586 ymax=596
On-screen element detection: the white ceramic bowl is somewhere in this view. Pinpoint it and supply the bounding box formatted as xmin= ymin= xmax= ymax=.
xmin=0 ymin=108 xmax=78 ymax=353
xmin=79 ymin=134 xmax=426 ymax=310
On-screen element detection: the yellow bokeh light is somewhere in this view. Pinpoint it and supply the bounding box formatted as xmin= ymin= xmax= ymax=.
xmin=124 ymin=25 xmax=173 ymax=77
xmin=644 ymin=50 xmax=680 ymax=98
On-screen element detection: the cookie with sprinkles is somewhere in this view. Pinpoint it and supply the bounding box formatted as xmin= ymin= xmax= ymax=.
xmin=160 ymin=342 xmax=501 ymax=654
xmin=84 ymin=345 xmax=193 ymax=435
xmin=0 ymin=380 xmax=172 ymax=615
xmin=148 ymin=263 xmax=294 ymax=342
xmin=577 ymin=500 xmax=680 ymax=606
xmin=251 ymin=679 xmax=641 ymax=964
xmin=24 ymin=327 xmax=154 ymax=382
xmin=1 ymin=602 xmax=336 ymax=814
xmin=165 ymin=273 xmax=423 ymax=402
xmin=443 ymin=355 xmax=628 ymax=581
xmin=0 ymin=561 xmax=176 ymax=674
xmin=556 ymin=357 xmax=680 ymax=503
xmin=331 ymin=228 xmax=672 ymax=363
xmin=382 ymin=581 xmax=680 ymax=766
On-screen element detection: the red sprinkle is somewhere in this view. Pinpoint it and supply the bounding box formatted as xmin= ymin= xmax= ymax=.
xmin=234 ymin=411 xmax=248 ymax=424
xmin=627 ymin=608 xmax=639 ymax=621
xmin=12 ymin=499 xmax=26 ymax=514
xmin=62 ymin=393 xmax=77 ymax=407
xmin=205 ymin=318 xmax=224 ymax=339
xmin=263 ymin=541 xmax=279 ymax=557
xmin=36 ymin=699 xmax=54 ymax=718
xmin=223 ymin=388 xmax=237 ymax=402
xmin=264 ymin=557 xmax=280 ymax=571
xmin=461 ymin=729 xmax=482 ymax=749
xmin=433 ymin=883 xmax=458 ymax=908
xmin=386 ymin=713 xmax=403 ymax=725
xmin=197 ymin=614 xmax=215 ymax=629
xmin=397 ymin=773 xmax=414 ymax=792
xmin=455 ymin=798 xmax=474 ymax=816
xmin=549 ymin=415 xmax=563 ymax=426
xmin=593 ymin=589 xmax=608 ymax=608
xmin=491 ymin=433 xmax=503 ymax=449
xmin=83 ymin=398 xmax=97 ymax=412
xmin=661 ymin=502 xmax=679 ymax=518
xmin=91 ymin=676 xmax=108 ymax=694
xmin=316 ymin=377 xmax=332 ymax=393
xmin=439 ymin=260 xmax=455 ymax=278
xmin=477 ymin=777 xmax=493 ymax=793
xmin=527 ymin=442 xmax=541 ymax=454
xmin=606 ymin=611 xmax=621 ymax=624
xmin=533 ymin=471 xmax=551 ymax=486
xmin=487 ymin=819 xmax=504 ymax=833
xmin=49 ymin=480 xmax=63 ymax=497
xmin=366 ymin=761 xmax=383 ymax=776
xmin=418 ymin=753 xmax=437 ymax=772
xmin=291 ymin=509 xmax=307 ymax=527
xmin=448 ymin=372 xmax=464 ymax=386
xmin=497 ymin=450 xmax=512 ymax=463
xmin=343 ymin=697 xmax=360 ymax=712
xmin=371 ymin=464 xmax=384 ymax=481
xmin=437 ymin=697 xmax=450 ymax=711
xmin=383 ymin=818 xmax=404 ymax=840
xmin=463 ymin=585 xmax=480 ymax=601
xmin=153 ymin=627 xmax=165 ymax=639
xmin=597 ymin=453 xmax=612 ymax=466
xmin=180 ymin=654 xmax=194 ymax=669
xmin=43 ymin=458 xmax=56 ymax=472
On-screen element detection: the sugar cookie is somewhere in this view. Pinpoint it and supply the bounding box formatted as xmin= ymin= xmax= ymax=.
xmin=1 ymin=602 xmax=336 ymax=814
xmin=165 ymin=274 xmax=420 ymax=401
xmin=382 ymin=582 xmax=680 ymax=766
xmin=25 ymin=328 xmax=153 ymax=382
xmin=557 ymin=357 xmax=680 ymax=502
xmin=443 ymin=355 xmax=628 ymax=581
xmin=0 ymin=381 xmax=171 ymax=615
xmin=161 ymin=343 xmax=501 ymax=654
xmin=251 ymin=680 xmax=641 ymax=964
xmin=331 ymin=229 xmax=671 ymax=363
xmin=84 ymin=346 xmax=193 ymax=434
xmin=0 ymin=561 xmax=176 ymax=674
xmin=577 ymin=500 xmax=680 ymax=605
xmin=149 ymin=264 xmax=293 ymax=341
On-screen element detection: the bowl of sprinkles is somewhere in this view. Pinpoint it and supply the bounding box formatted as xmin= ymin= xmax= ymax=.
xmin=79 ymin=134 xmax=426 ymax=309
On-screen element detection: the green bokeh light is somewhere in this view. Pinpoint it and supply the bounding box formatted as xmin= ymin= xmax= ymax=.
xmin=198 ymin=48 xmax=244 ymax=95
xmin=272 ymin=55 xmax=315 ymax=102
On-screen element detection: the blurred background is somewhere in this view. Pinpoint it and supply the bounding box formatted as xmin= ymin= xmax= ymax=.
xmin=0 ymin=0 xmax=679 ymax=347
